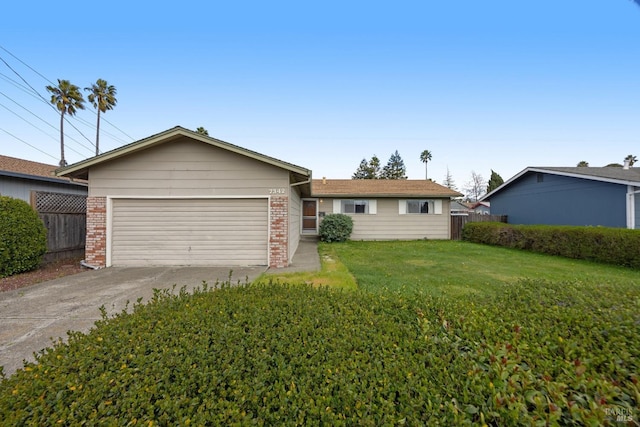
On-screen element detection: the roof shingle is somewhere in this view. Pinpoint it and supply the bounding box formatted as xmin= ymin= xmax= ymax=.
xmin=0 ymin=155 xmax=85 ymax=184
xmin=312 ymin=179 xmax=462 ymax=198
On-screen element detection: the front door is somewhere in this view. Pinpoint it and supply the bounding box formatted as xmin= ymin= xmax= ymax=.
xmin=302 ymin=199 xmax=317 ymax=233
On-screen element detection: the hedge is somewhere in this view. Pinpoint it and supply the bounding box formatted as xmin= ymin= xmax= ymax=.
xmin=0 ymin=196 xmax=47 ymax=277
xmin=462 ymin=222 xmax=640 ymax=268
xmin=1 ymin=281 xmax=637 ymax=425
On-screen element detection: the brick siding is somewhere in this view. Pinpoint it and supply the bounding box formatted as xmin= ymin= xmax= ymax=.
xmin=85 ymin=196 xmax=106 ymax=267
xmin=269 ymin=196 xmax=289 ymax=268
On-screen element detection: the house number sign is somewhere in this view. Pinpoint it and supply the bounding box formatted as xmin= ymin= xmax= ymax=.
xmin=269 ymin=188 xmax=286 ymax=194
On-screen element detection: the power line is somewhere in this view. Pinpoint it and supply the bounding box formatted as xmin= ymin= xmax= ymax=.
xmin=0 ymin=102 xmax=91 ymax=157
xmin=0 ymin=127 xmax=59 ymax=161
xmin=0 ymin=52 xmax=53 ymax=109
xmin=0 ymin=45 xmax=55 ymax=86
xmin=0 ymin=46 xmax=133 ymax=153
xmin=0 ymin=89 xmax=95 ymax=155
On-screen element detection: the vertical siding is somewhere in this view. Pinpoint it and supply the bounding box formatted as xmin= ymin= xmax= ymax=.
xmin=88 ymin=137 xmax=290 ymax=197
xmin=491 ymin=172 xmax=627 ymax=227
xmin=319 ymin=198 xmax=450 ymax=240
xmin=289 ymin=187 xmax=302 ymax=262
xmin=0 ymin=176 xmax=87 ymax=204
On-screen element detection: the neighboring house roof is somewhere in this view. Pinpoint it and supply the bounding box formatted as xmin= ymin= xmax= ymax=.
xmin=481 ymin=166 xmax=640 ymax=201
xmin=56 ymin=126 xmax=312 ymax=182
xmin=0 ymin=155 xmax=87 ymax=187
xmin=470 ymin=201 xmax=490 ymax=209
xmin=312 ymin=179 xmax=462 ymax=198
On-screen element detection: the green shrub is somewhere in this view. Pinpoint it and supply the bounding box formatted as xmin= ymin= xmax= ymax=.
xmin=319 ymin=213 xmax=353 ymax=242
xmin=463 ymin=222 xmax=640 ymax=268
xmin=0 ymin=196 xmax=47 ymax=277
xmin=0 ymin=281 xmax=637 ymax=425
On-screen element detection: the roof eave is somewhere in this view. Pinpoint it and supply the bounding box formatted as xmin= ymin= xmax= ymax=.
xmin=312 ymin=192 xmax=462 ymax=198
xmin=0 ymin=170 xmax=88 ymax=187
xmin=482 ymin=167 xmax=640 ymax=201
xmin=56 ymin=126 xmax=311 ymax=179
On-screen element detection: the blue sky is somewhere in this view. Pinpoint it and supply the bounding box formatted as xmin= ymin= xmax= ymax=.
xmin=1 ymin=1 xmax=639 ymax=193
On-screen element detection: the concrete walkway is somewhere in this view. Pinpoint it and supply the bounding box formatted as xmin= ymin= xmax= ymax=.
xmin=0 ymin=267 xmax=265 ymax=377
xmin=266 ymin=236 xmax=321 ymax=274
xmin=0 ymin=239 xmax=320 ymax=378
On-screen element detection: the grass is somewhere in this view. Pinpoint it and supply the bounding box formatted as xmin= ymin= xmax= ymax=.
xmin=328 ymin=240 xmax=640 ymax=296
xmin=255 ymin=244 xmax=357 ymax=290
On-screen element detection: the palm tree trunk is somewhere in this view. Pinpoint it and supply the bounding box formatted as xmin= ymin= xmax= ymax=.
xmin=59 ymin=111 xmax=66 ymax=167
xmin=95 ymin=110 xmax=101 ymax=156
xmin=425 ymin=162 xmax=428 ymax=180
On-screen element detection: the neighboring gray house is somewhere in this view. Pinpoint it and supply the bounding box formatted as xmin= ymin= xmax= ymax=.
xmin=0 ymin=155 xmax=87 ymax=203
xmin=57 ymin=127 xmax=461 ymax=269
xmin=481 ymin=166 xmax=640 ymax=229
xmin=450 ymin=200 xmax=471 ymax=216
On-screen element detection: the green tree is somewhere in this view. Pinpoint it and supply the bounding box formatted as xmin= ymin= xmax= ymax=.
xmin=624 ymin=154 xmax=637 ymax=166
xmin=577 ymin=161 xmax=589 ymax=167
xmin=381 ymin=150 xmax=407 ymax=180
xmin=85 ymin=79 xmax=117 ymax=156
xmin=46 ymin=79 xmax=85 ymax=166
xmin=486 ymin=170 xmax=504 ymax=193
xmin=353 ymin=158 xmax=371 ymax=179
xmin=419 ymin=150 xmax=432 ymax=180
xmin=352 ymin=155 xmax=381 ymax=179
xmin=196 ymin=127 xmax=209 ymax=136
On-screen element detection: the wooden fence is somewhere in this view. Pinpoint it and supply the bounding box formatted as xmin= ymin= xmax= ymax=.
xmin=451 ymin=213 xmax=507 ymax=240
xmin=31 ymin=191 xmax=86 ymax=262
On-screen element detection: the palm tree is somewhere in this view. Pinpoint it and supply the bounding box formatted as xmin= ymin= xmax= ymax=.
xmin=85 ymin=79 xmax=117 ymax=156
xmin=196 ymin=127 xmax=209 ymax=136
xmin=419 ymin=150 xmax=432 ymax=180
xmin=624 ymin=154 xmax=637 ymax=167
xmin=576 ymin=161 xmax=589 ymax=167
xmin=46 ymin=79 xmax=85 ymax=166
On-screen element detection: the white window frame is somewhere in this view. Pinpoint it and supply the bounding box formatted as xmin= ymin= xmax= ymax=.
xmin=399 ymin=199 xmax=442 ymax=215
xmin=333 ymin=199 xmax=377 ymax=215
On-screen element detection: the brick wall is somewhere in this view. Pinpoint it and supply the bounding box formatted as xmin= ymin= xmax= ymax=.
xmin=85 ymin=196 xmax=106 ymax=267
xmin=269 ymin=196 xmax=289 ymax=268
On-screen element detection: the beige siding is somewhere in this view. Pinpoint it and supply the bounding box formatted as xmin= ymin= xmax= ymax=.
xmin=319 ymin=198 xmax=450 ymax=240
xmin=111 ymin=198 xmax=268 ymax=266
xmin=289 ymin=187 xmax=301 ymax=263
xmin=89 ymin=137 xmax=290 ymax=197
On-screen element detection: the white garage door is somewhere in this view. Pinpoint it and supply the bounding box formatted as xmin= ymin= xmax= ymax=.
xmin=111 ymin=198 xmax=268 ymax=266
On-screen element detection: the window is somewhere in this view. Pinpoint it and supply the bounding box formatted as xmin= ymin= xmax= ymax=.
xmin=399 ymin=199 xmax=442 ymax=215
xmin=406 ymin=200 xmax=434 ymax=214
xmin=341 ymin=199 xmax=369 ymax=214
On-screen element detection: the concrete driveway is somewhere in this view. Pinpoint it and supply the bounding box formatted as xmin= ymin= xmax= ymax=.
xmin=0 ymin=266 xmax=266 ymax=377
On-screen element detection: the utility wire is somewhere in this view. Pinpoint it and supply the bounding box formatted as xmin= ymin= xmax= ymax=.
xmin=0 ymin=127 xmax=59 ymax=161
xmin=0 ymin=90 xmax=95 ymax=155
xmin=0 ymin=49 xmax=99 ymax=152
xmin=0 ymin=45 xmax=55 ymax=85
xmin=0 ymin=102 xmax=91 ymax=157
xmin=0 ymin=44 xmax=135 ymax=147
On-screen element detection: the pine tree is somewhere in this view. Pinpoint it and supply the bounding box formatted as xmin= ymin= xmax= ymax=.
xmin=486 ymin=170 xmax=504 ymax=193
xmin=381 ymin=150 xmax=407 ymax=179
xmin=442 ymin=167 xmax=457 ymax=190
xmin=352 ymin=155 xmax=382 ymax=179
xmin=352 ymin=159 xmax=371 ymax=179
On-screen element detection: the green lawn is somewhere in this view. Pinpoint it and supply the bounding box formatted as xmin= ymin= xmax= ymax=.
xmin=328 ymin=240 xmax=640 ymax=296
